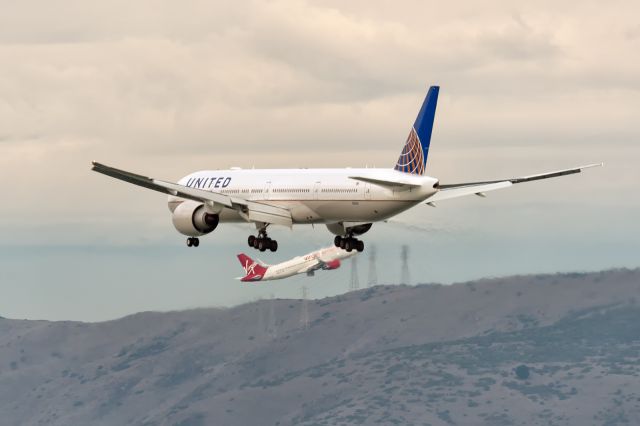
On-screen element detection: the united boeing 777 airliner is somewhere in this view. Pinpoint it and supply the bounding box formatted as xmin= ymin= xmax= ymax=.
xmin=92 ymin=86 xmax=600 ymax=253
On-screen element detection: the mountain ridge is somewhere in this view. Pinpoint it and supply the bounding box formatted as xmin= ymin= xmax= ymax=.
xmin=1 ymin=268 xmax=639 ymax=425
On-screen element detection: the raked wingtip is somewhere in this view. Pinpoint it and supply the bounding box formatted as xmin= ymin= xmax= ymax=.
xmin=580 ymin=163 xmax=604 ymax=170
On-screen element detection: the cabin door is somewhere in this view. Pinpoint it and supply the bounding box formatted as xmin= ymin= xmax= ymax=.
xmin=313 ymin=181 xmax=321 ymax=200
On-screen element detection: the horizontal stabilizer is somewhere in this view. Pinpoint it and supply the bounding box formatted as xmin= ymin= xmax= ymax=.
xmin=349 ymin=176 xmax=421 ymax=188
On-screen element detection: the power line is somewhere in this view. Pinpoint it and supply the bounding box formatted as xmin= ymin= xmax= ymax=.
xmin=349 ymin=256 xmax=360 ymax=291
xmin=400 ymin=245 xmax=410 ymax=285
xmin=256 ymin=297 xmax=264 ymax=336
xmin=266 ymin=293 xmax=277 ymax=339
xmin=367 ymin=245 xmax=378 ymax=287
xmin=299 ymin=286 xmax=310 ymax=330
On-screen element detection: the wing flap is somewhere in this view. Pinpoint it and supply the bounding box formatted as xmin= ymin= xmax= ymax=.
xmin=244 ymin=208 xmax=292 ymax=228
xmin=299 ymin=260 xmax=321 ymax=275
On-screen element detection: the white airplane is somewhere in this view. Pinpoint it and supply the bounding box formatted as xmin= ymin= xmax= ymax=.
xmin=92 ymin=86 xmax=600 ymax=253
xmin=236 ymin=245 xmax=356 ymax=282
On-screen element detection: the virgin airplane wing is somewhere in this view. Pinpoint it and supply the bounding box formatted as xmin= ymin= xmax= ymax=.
xmin=91 ymin=162 xmax=292 ymax=227
xmin=426 ymin=163 xmax=602 ymax=204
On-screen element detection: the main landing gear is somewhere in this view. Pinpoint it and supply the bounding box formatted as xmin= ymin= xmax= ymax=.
xmin=334 ymin=235 xmax=364 ymax=252
xmin=186 ymin=237 xmax=200 ymax=247
xmin=248 ymin=230 xmax=278 ymax=252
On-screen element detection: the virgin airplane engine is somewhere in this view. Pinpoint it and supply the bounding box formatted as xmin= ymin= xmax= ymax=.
xmin=321 ymin=259 xmax=341 ymax=270
xmin=171 ymin=200 xmax=219 ymax=240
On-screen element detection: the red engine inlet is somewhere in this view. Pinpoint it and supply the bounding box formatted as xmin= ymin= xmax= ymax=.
xmin=322 ymin=259 xmax=341 ymax=270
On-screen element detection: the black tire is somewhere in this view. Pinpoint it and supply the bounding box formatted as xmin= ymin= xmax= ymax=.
xmin=270 ymin=240 xmax=278 ymax=252
xmin=253 ymin=238 xmax=260 ymax=249
xmin=248 ymin=235 xmax=256 ymax=247
xmin=339 ymin=239 xmax=346 ymax=249
xmin=334 ymin=236 xmax=342 ymax=247
xmin=193 ymin=238 xmax=200 ymax=247
xmin=344 ymin=240 xmax=352 ymax=252
xmin=356 ymin=240 xmax=364 ymax=252
xmin=258 ymin=239 xmax=266 ymax=251
xmin=186 ymin=238 xmax=193 ymax=247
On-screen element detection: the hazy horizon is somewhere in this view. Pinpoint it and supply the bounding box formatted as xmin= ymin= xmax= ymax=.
xmin=1 ymin=0 xmax=639 ymax=321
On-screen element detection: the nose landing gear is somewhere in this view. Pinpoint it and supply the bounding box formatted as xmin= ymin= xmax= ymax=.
xmin=186 ymin=237 xmax=200 ymax=247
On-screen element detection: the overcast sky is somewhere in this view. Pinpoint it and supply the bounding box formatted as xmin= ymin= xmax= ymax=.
xmin=1 ymin=0 xmax=638 ymax=321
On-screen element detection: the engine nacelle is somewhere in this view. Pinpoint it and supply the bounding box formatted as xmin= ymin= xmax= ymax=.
xmin=171 ymin=201 xmax=220 ymax=237
xmin=322 ymin=259 xmax=341 ymax=270
xmin=326 ymin=222 xmax=372 ymax=236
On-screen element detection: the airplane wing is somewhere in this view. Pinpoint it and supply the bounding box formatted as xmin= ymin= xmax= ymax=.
xmin=91 ymin=162 xmax=292 ymax=227
xmin=426 ymin=163 xmax=602 ymax=204
xmin=302 ymin=258 xmax=342 ymax=276
xmin=302 ymin=260 xmax=322 ymax=276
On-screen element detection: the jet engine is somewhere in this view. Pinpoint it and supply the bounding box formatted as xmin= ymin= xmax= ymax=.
xmin=171 ymin=201 xmax=220 ymax=236
xmin=321 ymin=259 xmax=341 ymax=270
xmin=326 ymin=222 xmax=372 ymax=236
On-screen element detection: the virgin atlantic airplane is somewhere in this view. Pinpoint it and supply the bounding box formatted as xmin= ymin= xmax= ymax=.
xmin=236 ymin=245 xmax=355 ymax=282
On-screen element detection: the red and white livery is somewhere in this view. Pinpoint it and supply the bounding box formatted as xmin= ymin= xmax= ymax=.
xmin=237 ymin=245 xmax=356 ymax=282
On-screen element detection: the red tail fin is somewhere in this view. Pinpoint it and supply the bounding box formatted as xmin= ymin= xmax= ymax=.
xmin=237 ymin=254 xmax=268 ymax=282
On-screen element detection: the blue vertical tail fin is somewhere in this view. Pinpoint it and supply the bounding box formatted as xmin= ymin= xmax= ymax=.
xmin=394 ymin=86 xmax=439 ymax=175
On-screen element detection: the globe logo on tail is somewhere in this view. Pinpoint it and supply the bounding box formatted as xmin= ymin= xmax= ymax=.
xmin=393 ymin=86 xmax=439 ymax=176
xmin=394 ymin=128 xmax=425 ymax=175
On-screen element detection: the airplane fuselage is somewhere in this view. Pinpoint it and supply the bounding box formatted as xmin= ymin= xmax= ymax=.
xmin=168 ymin=168 xmax=439 ymax=225
xmin=238 ymin=246 xmax=356 ymax=281
xmin=265 ymin=246 xmax=355 ymax=280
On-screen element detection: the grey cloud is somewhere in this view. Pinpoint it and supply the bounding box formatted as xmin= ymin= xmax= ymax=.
xmin=474 ymin=21 xmax=559 ymax=62
xmin=0 ymin=0 xmax=637 ymax=322
xmin=0 ymin=0 xmax=638 ymax=242
xmin=0 ymin=1 xmax=246 ymax=44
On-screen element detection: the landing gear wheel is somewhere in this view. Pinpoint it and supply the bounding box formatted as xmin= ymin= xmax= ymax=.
xmin=339 ymin=238 xmax=346 ymax=249
xmin=356 ymin=240 xmax=364 ymax=252
xmin=192 ymin=238 xmax=200 ymax=247
xmin=334 ymin=236 xmax=342 ymax=247
xmin=252 ymin=226 xmax=278 ymax=252
xmin=186 ymin=238 xmax=193 ymax=247
xmin=344 ymin=239 xmax=353 ymax=252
